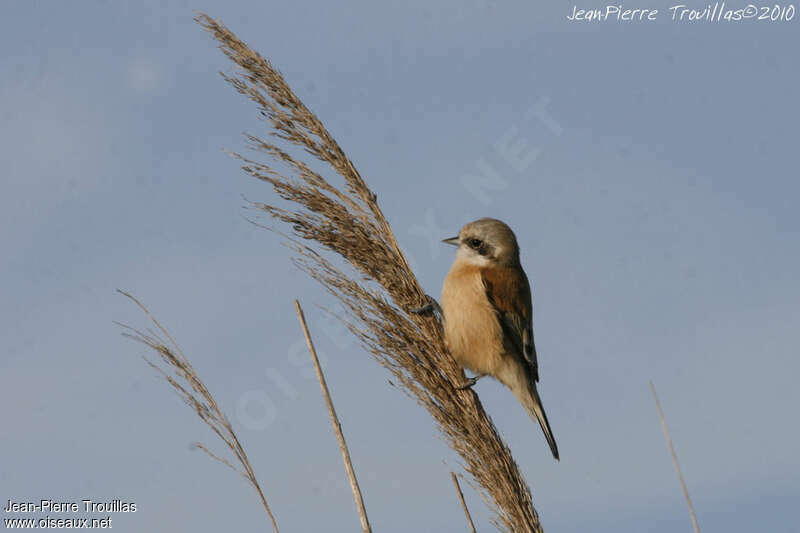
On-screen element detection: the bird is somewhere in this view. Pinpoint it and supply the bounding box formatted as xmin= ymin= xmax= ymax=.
xmin=438 ymin=217 xmax=559 ymax=460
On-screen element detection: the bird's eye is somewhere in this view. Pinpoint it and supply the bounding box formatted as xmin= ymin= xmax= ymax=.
xmin=468 ymin=238 xmax=482 ymax=248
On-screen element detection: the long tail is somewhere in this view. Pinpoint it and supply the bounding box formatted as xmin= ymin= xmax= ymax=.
xmin=511 ymin=378 xmax=560 ymax=460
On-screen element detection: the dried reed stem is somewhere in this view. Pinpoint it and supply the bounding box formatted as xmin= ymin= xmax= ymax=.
xmin=294 ymin=300 xmax=372 ymax=533
xmin=116 ymin=290 xmax=279 ymax=533
xmin=451 ymin=472 xmax=478 ymax=533
xmin=196 ymin=13 xmax=542 ymax=531
xmin=650 ymin=381 xmax=701 ymax=533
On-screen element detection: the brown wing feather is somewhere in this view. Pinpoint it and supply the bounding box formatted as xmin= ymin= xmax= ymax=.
xmin=481 ymin=266 xmax=539 ymax=382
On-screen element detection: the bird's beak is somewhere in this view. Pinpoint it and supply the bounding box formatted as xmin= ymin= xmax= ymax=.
xmin=442 ymin=236 xmax=459 ymax=246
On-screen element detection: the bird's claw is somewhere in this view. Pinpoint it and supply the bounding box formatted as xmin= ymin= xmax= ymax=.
xmin=455 ymin=374 xmax=486 ymax=390
xmin=409 ymin=294 xmax=443 ymax=317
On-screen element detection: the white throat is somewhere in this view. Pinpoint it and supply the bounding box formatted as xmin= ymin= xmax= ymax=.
xmin=455 ymin=246 xmax=492 ymax=267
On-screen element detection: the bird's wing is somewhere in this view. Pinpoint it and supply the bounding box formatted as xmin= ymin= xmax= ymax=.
xmin=481 ymin=266 xmax=539 ymax=382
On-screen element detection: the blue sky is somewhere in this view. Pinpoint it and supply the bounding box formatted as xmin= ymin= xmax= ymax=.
xmin=1 ymin=1 xmax=798 ymax=531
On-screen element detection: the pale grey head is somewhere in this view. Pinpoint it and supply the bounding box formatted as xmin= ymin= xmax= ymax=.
xmin=443 ymin=217 xmax=521 ymax=267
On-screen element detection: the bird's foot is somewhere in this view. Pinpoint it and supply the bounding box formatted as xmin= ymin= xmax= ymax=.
xmin=409 ymin=294 xmax=443 ymax=317
xmin=455 ymin=374 xmax=486 ymax=390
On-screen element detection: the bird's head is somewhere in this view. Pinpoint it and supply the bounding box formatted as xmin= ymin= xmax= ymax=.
xmin=443 ymin=218 xmax=520 ymax=267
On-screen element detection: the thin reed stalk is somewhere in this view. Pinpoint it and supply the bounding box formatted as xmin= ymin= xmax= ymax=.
xmin=650 ymin=381 xmax=701 ymax=533
xmin=116 ymin=290 xmax=279 ymax=533
xmin=451 ymin=472 xmax=478 ymax=533
xmin=195 ymin=13 xmax=543 ymax=531
xmin=295 ymin=300 xmax=372 ymax=533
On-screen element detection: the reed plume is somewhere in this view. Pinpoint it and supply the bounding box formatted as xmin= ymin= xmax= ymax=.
xmin=116 ymin=290 xmax=279 ymax=533
xmin=196 ymin=13 xmax=543 ymax=531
